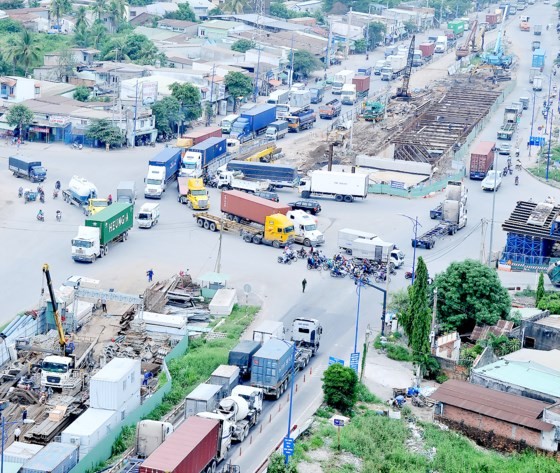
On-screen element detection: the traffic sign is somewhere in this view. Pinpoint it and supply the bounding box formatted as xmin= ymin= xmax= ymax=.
xmin=333 ymin=418 xmax=345 ymax=427
xmin=350 ymin=352 xmax=360 ymax=372
xmin=328 ymin=356 xmax=345 ymax=366
xmin=283 ymin=437 xmax=295 ymax=456
xmin=530 ymin=136 xmax=545 ymax=146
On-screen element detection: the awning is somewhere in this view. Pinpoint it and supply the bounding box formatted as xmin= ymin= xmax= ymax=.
xmin=30 ymin=127 xmax=49 ymax=133
xmin=268 ymin=79 xmax=282 ymax=87
xmin=0 ymin=77 xmax=16 ymax=87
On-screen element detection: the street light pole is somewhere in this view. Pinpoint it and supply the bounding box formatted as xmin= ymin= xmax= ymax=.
xmin=529 ymin=89 xmax=537 ymax=157
xmin=399 ymin=215 xmax=420 ymax=284
xmin=487 ymin=149 xmax=498 ymax=267
xmin=284 ymin=342 xmax=296 ymax=465
xmin=547 ymin=106 xmax=554 ymax=181
xmin=354 ymin=278 xmax=364 ymax=353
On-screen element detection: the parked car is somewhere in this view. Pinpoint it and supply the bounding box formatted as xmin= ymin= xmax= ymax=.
xmin=481 ymin=170 xmax=503 ymax=191
xmin=254 ymin=190 xmax=279 ymax=202
xmin=288 ymin=200 xmax=322 ymax=215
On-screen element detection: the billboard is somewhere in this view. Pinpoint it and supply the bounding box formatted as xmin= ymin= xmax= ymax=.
xmin=142 ymin=82 xmax=158 ymax=105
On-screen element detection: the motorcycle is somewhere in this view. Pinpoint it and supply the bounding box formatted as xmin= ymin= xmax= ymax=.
xmin=37 ymin=185 xmax=43 ymax=194
xmin=405 ymin=270 xmax=414 ymax=279
xmin=502 ymin=167 xmax=508 ymax=177
xmin=53 ymin=189 xmax=59 ymax=199
xmin=277 ymin=254 xmax=293 ymax=265
xmin=39 ymin=193 xmax=45 ymax=204
xmin=55 ymin=180 xmax=61 ymax=190
xmin=296 ymin=248 xmax=308 ymax=259
xmin=18 ymin=187 xmax=23 ymax=198
xmin=37 ymin=211 xmax=44 ymax=222
xmin=307 ymin=257 xmax=323 ymax=270
xmin=375 ymin=271 xmax=391 ymax=283
xmin=56 ymin=210 xmax=62 ymax=222
xmin=72 ymin=142 xmax=83 ymax=150
xmin=330 ymin=267 xmax=347 ymax=278
xmin=515 ymin=176 xmax=519 ymax=186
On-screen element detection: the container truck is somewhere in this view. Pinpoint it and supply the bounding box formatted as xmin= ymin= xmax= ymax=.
xmin=534 ymin=24 xmax=542 ymax=35
xmin=250 ymin=337 xmax=312 ymax=399
xmin=430 ymin=180 xmax=467 ymax=219
xmin=299 ymin=170 xmax=369 ymax=202
xmin=412 ymin=50 xmax=423 ymax=67
xmin=384 ymin=45 xmax=398 ymax=57
xmin=265 ymin=120 xmax=289 ymax=140
xmin=351 ymin=238 xmax=405 ymax=268
xmin=194 ymin=190 xmax=295 ymax=248
xmin=8 ymin=157 xmax=47 ymax=182
xmin=71 ymin=203 xmax=134 ymax=262
xmin=287 ymin=108 xmax=316 ymax=132
xmin=139 ymin=416 xmax=233 ymax=473
xmin=253 ymin=320 xmax=285 ymax=343
xmin=185 ymin=383 xmax=223 ymax=418
xmin=228 ymin=340 xmax=261 ymax=378
xmin=180 ymin=137 xmax=227 ymax=178
xmin=21 ymin=442 xmax=78 ymax=473
xmin=230 ymin=104 xmax=277 ymax=143
xmin=486 ymin=13 xmax=498 ymax=28
xmin=136 ymin=203 xmax=160 ymax=229
xmin=220 ymin=115 xmax=239 ymax=134
xmin=176 ymin=126 xmax=222 ymax=151
xmin=291 ymin=317 xmax=322 ymax=354
xmin=435 ymin=35 xmax=448 ymax=53
xmin=62 ymin=176 xmax=98 ymax=213
xmin=338 ymin=228 xmax=377 ymax=253
xmin=532 ymin=49 xmax=545 ymax=71
xmin=380 ymin=55 xmax=407 ymax=80
xmin=533 ymin=75 xmax=543 ymax=91
xmin=136 ymin=420 xmax=174 ymax=458
xmin=319 ymin=99 xmax=342 ymax=119
xmin=216 ymin=170 xmax=271 ymax=193
xmin=332 ymin=70 xmax=354 ymax=94
xmin=447 ymin=19 xmax=465 ymax=36
xmin=267 ymin=89 xmax=290 ymax=105
xmin=224 ymin=160 xmax=299 ymax=188
xmin=358 ymin=66 xmax=372 ymax=76
xmin=309 ymin=85 xmax=325 ymax=104
xmin=469 ymin=141 xmax=495 ymax=179
xmin=419 ymin=42 xmax=436 ymax=59
xmin=177 ymin=177 xmax=209 ymax=209
xmin=341 ymin=84 xmax=357 ymax=105
xmin=286 ymin=209 xmax=325 ymax=247
xmin=374 ymin=60 xmax=388 ymax=74
xmin=412 ymin=199 xmax=467 ymax=249
xmin=290 ymin=89 xmax=311 ymax=109
xmin=144 ymin=148 xmax=181 ymax=199
xmin=117 ymin=181 xmax=136 ymax=204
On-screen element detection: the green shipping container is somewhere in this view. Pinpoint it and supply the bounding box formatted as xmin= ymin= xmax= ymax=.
xmin=447 ymin=20 xmax=465 ymax=35
xmin=85 ymin=203 xmax=133 ymax=245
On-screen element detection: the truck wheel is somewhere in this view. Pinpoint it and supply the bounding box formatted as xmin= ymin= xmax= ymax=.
xmin=302 ymin=191 xmax=311 ymax=199
xmin=243 ymin=234 xmax=253 ymax=243
xmin=304 ymin=239 xmax=311 ymax=247
xmin=203 ymin=220 xmax=210 ymax=230
xmin=335 ymin=194 xmax=344 ymax=202
xmin=100 ymin=247 xmax=105 ymax=257
xmin=344 ymin=195 xmax=354 ymax=203
xmin=209 ymin=222 xmax=216 ymax=232
xmin=252 ymin=235 xmax=262 ymax=245
xmin=104 ymin=245 xmax=109 ymax=256
xmin=92 ymin=254 xmax=96 ymax=263
xmin=275 ymin=390 xmax=280 ymax=400
xmin=272 ymin=240 xmax=280 ymax=249
xmin=197 ymin=218 xmax=204 ymax=227
xmin=211 ymin=461 xmax=217 ymax=473
xmin=187 ymin=201 xmax=192 ymax=209
xmin=123 ymin=232 xmax=128 ymax=241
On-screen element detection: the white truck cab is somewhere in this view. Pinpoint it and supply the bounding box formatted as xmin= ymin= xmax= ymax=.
xmin=137 ymin=203 xmax=160 ymax=229
xmin=144 ymin=166 xmax=166 ymax=198
xmin=179 ymin=152 xmax=203 ymax=178
xmin=71 ymin=226 xmax=100 ymax=262
xmin=41 ymin=355 xmax=73 ymax=388
xmin=286 ymin=210 xmax=324 ymax=247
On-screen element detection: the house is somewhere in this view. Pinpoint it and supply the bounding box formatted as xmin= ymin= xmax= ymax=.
xmin=166 ymin=56 xmax=194 ymax=69
xmin=520 ymin=314 xmax=560 ymax=350
xmin=502 ymin=348 xmax=560 ymax=371
xmin=286 ymin=0 xmax=323 ymax=13
xmin=0 ymin=77 xmax=42 ymax=104
xmin=198 ymin=20 xmax=242 ymax=40
xmin=212 ymin=14 xmax=308 ymax=33
xmin=157 ymin=19 xmax=199 ymax=35
xmin=331 ymin=21 xmax=364 ymax=42
xmin=43 ymin=49 xmax=99 ymax=67
xmin=432 ymin=380 xmax=558 ymax=452
xmin=127 ymin=2 xmax=179 ymax=21
xmin=434 ymin=332 xmax=460 ymax=362
xmin=129 ymin=12 xmax=158 ymax=27
xmin=234 ymin=29 xmax=329 ymax=59
xmin=470 ymin=319 xmax=514 ymax=342
xmin=470 ymin=358 xmax=560 ymax=403
xmin=186 ymin=0 xmax=214 ymax=20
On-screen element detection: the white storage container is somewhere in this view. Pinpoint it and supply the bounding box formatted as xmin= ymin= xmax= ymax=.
xmin=89 ymin=357 xmax=141 ymax=410
xmin=60 ymin=408 xmax=120 ymax=460
xmin=138 ymin=311 xmax=187 ymax=337
xmin=115 ymin=390 xmax=141 ymax=421
xmin=185 ymin=383 xmax=223 ymax=417
xmin=208 ymin=365 xmax=240 ymax=397
xmin=209 ymin=289 xmax=237 ymax=316
xmin=3 ymin=442 xmax=43 ymax=464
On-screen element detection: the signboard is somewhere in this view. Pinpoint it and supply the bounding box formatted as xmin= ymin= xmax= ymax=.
xmin=49 ymin=115 xmax=69 ymax=125
xmin=328 ymin=356 xmax=345 ymax=366
xmin=142 ymin=81 xmax=158 ymax=105
xmin=350 ymin=352 xmax=360 ymax=372
xmin=333 ymin=418 xmax=345 ymax=427
xmin=530 ymin=136 xmax=545 ymax=146
xmin=390 ymin=180 xmax=405 ymax=189
xmin=283 ymin=437 xmax=294 ymax=456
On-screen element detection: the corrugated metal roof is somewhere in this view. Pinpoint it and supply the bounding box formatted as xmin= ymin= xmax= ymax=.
xmin=432 ymin=380 xmax=554 ymax=432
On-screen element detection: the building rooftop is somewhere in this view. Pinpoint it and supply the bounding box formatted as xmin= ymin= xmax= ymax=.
xmin=213 ymin=14 xmax=307 ymax=31
xmin=511 ymin=307 xmax=545 ymax=320
xmin=536 ymin=315 xmax=560 ymax=328
xmin=470 ymin=319 xmax=514 ymax=341
xmin=503 ymin=349 xmax=560 ymax=371
xmin=158 ymin=19 xmax=197 ymax=29
xmin=472 ymin=359 xmax=560 ymax=399
xmin=432 ymin=379 xmax=554 ymax=432
xmin=200 ymin=19 xmax=242 ymax=30
xmin=134 ymin=25 xmax=182 ymax=41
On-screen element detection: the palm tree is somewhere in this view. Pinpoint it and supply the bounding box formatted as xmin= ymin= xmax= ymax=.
xmin=107 ymin=0 xmax=127 ymax=32
xmin=75 ymin=6 xmax=89 ymax=29
xmin=73 ymin=23 xmax=89 ymax=47
xmin=50 ymin=0 xmax=72 ymax=30
xmin=89 ymin=21 xmax=107 ymax=48
xmin=222 ymin=0 xmax=249 ymax=14
xmin=6 ymin=30 xmax=41 ymax=76
xmin=91 ymin=0 xmax=107 ymax=21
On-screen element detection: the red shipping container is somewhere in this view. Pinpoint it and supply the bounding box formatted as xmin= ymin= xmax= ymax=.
xmin=419 ymin=42 xmax=435 ymax=57
xmin=182 ymin=126 xmax=222 ymax=145
xmin=486 ymin=14 xmax=498 ymax=25
xmin=352 ymin=75 xmax=370 ymax=92
xmin=469 ymin=141 xmax=495 ymax=180
xmin=140 ymin=417 xmax=219 ymax=473
xmin=220 ymin=190 xmax=290 ymax=224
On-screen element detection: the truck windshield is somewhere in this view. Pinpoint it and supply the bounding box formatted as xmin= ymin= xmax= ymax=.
xmin=286 ymin=117 xmax=298 ymax=124
xmin=138 ymin=213 xmax=150 ymax=220
xmin=284 ymin=225 xmax=295 ymax=233
xmin=42 ymin=361 xmax=69 ymax=373
xmin=303 ymin=224 xmax=317 ymax=231
xmin=146 ymin=178 xmax=162 ymax=185
xmin=190 ymin=189 xmax=207 ymax=196
xmin=181 ymin=162 xmax=196 ymax=170
xmin=72 ymin=239 xmax=93 ymax=248
xmin=333 ymin=82 xmax=343 ymax=88
xmin=93 ymin=200 xmax=108 ymax=207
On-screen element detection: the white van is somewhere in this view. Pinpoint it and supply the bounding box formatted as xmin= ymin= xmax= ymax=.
xmin=137 ymin=203 xmax=160 ymax=228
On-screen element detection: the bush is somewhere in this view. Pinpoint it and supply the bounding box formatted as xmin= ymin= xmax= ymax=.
xmin=386 ymin=344 xmax=413 ymax=361
xmin=322 ymin=364 xmax=358 ymax=414
xmin=436 ymin=373 xmax=449 ymax=384
xmin=356 ymin=383 xmax=383 ymax=404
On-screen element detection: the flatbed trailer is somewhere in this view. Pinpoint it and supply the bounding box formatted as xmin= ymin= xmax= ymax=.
xmin=412 ymin=222 xmax=458 ymax=249
xmin=430 ymin=203 xmax=443 ymax=220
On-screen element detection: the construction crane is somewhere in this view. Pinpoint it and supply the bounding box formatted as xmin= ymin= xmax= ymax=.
xmin=456 ymin=20 xmax=478 ymax=59
xmin=395 ymin=35 xmax=415 ymax=99
xmin=42 ymin=263 xmax=67 ymax=353
xmin=482 ymin=5 xmax=512 ymax=67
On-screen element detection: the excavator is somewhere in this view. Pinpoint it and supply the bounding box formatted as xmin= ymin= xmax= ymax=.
xmin=456 ymin=20 xmax=478 ymax=59
xmin=395 ymin=35 xmax=415 ymax=100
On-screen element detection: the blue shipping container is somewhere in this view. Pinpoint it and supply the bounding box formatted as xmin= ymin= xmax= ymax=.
xmin=149 ymin=148 xmax=181 ymax=178
xmin=22 ymin=443 xmax=78 ymax=473
xmin=189 ymin=137 xmax=227 ymax=166
xmin=250 ymin=338 xmax=294 ymax=388
xmin=228 ymin=340 xmax=261 ymax=376
xmin=532 ymin=49 xmax=545 ymax=68
xmin=226 ymin=160 xmax=299 ymax=188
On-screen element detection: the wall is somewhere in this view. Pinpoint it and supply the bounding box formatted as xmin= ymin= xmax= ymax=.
xmin=521 ymin=319 xmax=560 ymax=351
xmin=472 ymin=346 xmax=498 ymax=369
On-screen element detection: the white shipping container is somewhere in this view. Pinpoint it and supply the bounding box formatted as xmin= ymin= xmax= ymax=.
xmin=252 ymin=320 xmax=285 ymax=343
xmin=89 ymin=358 xmax=141 ymax=410
xmin=185 ymin=383 xmax=223 ymax=417
xmin=208 ymin=365 xmax=240 ymax=397
xmin=3 ymin=442 xmax=43 ymax=464
xmin=209 ymin=289 xmax=238 ymax=316
xmin=115 ymin=390 xmax=141 ymax=421
xmin=61 ymin=408 xmax=120 ymax=460
xmin=139 ymin=311 xmax=187 ymax=337
xmin=351 ymin=238 xmax=393 ymax=261
xmin=337 ymin=228 xmax=377 ymax=252
xmin=307 ymin=171 xmax=369 ymax=198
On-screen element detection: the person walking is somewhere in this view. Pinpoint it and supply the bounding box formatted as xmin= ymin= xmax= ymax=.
xmin=14 ymin=426 xmax=21 ymax=442
xmin=302 ymin=278 xmax=307 ymax=293
xmin=22 ymin=407 xmax=27 ymax=423
xmin=147 ymin=269 xmax=154 ymax=282
xmin=101 ymin=300 xmax=107 ymax=313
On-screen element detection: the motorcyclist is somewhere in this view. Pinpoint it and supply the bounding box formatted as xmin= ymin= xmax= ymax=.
xmin=56 ymin=210 xmax=62 ymax=221
xmin=37 ymin=210 xmax=44 ymax=221
xmin=515 ymin=176 xmax=519 ymax=185
xmin=55 ymin=180 xmax=61 ymax=190
xmin=18 ymin=186 xmax=23 ymax=198
xmin=107 ymin=194 xmax=113 ymax=205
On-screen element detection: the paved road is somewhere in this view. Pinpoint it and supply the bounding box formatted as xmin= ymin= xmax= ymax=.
xmin=0 ymin=2 xmax=558 ymax=471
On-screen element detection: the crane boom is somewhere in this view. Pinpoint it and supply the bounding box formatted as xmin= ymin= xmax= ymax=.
xmin=396 ymin=35 xmax=415 ymax=99
xmin=42 ymin=264 xmax=66 ymax=351
xmin=494 ymin=5 xmax=508 ymax=55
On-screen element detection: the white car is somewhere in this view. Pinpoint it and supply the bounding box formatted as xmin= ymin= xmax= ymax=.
xmin=481 ymin=170 xmax=503 ymax=191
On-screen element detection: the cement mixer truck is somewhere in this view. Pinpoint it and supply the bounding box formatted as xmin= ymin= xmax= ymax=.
xmin=197 ymin=385 xmax=263 ymax=442
xmin=62 ymin=176 xmax=99 ymax=214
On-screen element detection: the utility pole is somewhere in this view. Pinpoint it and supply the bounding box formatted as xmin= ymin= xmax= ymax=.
xmin=132 ymin=79 xmax=139 ymax=148
xmin=384 ymin=252 xmax=391 ymax=334
xmin=289 ymin=33 xmax=295 ymax=88
xmin=430 ymin=286 xmax=438 ymax=351
xmin=252 ymin=0 xmax=264 ymax=101
xmin=487 ymin=150 xmax=498 ymax=267
xmin=325 ymin=19 xmax=332 ymax=78
xmin=479 ymin=219 xmax=487 ymax=264
xmin=345 ymin=8 xmax=352 ymax=59
xmin=207 ymin=64 xmax=215 ymax=126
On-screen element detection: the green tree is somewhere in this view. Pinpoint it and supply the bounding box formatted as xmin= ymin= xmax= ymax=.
xmin=353 ymin=38 xmax=367 ymax=54
xmin=388 ymin=288 xmax=411 ymax=335
xmin=231 ymin=39 xmax=255 ymax=53
xmin=408 ymin=257 xmax=432 ymax=376
xmin=50 ymin=0 xmax=72 ymax=30
xmin=85 ymin=118 xmax=124 ymax=147
xmin=434 ymin=259 xmax=511 ymax=333
xmin=170 ymin=82 xmax=202 ymax=122
xmin=75 ymin=6 xmax=89 ymax=29
xmin=91 ymin=0 xmax=107 ymax=21
xmin=536 ymin=272 xmax=545 ymax=306
xmin=0 ymin=18 xmax=23 ymax=34
xmin=89 ymin=20 xmax=107 ymax=48
xmin=322 ymin=363 xmax=358 ymax=414
xmin=5 ymin=30 xmax=41 ymax=75
xmin=222 ymin=0 xmax=249 ymax=14
xmin=73 ymin=85 xmax=91 ymax=102
xmin=366 ymin=22 xmax=386 ymax=50
xmin=151 ymin=96 xmax=184 ymax=135
xmin=269 ymin=2 xmax=298 ymax=19
xmin=289 ymin=50 xmax=321 ymax=79
xmin=482 ymin=334 xmax=521 ymax=357
xmin=6 ymin=104 xmax=33 ymax=140
xmin=102 ymin=33 xmax=164 ymax=65
xmin=207 ymin=6 xmax=222 ymax=15
xmin=403 ymin=20 xmax=417 ymax=34
xmin=129 ymin=0 xmax=153 ymax=4
xmin=73 ymin=23 xmax=90 ymax=47
xmin=0 ymin=0 xmax=24 ymax=9
xmin=108 ymin=0 xmax=127 ymax=31
xmin=224 ymin=71 xmax=253 ymax=107
xmin=164 ymin=2 xmax=197 ymax=21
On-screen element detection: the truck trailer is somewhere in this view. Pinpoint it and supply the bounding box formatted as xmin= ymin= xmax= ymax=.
xmin=9 ymin=157 xmax=47 ymax=182
xmin=71 ymin=203 xmax=134 ymax=262
xmin=144 ymin=148 xmax=181 ymax=199
xmin=225 ymin=160 xmax=299 ymax=188
xmin=180 ymin=137 xmax=227 ymax=178
xmin=287 ymin=108 xmax=316 ymax=132
xmin=319 ymin=99 xmax=342 ymax=119
xmin=299 ymin=170 xmax=369 ymax=202
xmin=469 ymin=141 xmax=495 ymax=179
xmin=230 ymin=104 xmax=277 ymax=143
xmin=62 ymin=176 xmax=98 ymax=213
xmin=332 ymin=70 xmax=355 ymax=94
xmin=176 ymin=126 xmax=222 ymax=150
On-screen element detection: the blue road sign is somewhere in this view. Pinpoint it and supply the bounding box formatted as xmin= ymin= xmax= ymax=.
xmin=283 ymin=437 xmax=295 ymax=456
xmin=329 ymin=356 xmax=345 ymax=366
xmin=350 ymin=352 xmax=360 ymax=372
xmin=530 ymin=136 xmax=545 ymax=146
xmin=334 ymin=418 xmax=345 ymax=427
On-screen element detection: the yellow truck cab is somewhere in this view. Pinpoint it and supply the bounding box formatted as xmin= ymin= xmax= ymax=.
xmin=178 ymin=177 xmax=209 ymax=210
xmin=263 ymin=214 xmax=295 ymax=246
xmin=87 ymin=198 xmax=109 ymax=216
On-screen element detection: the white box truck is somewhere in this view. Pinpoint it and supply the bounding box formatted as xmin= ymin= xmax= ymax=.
xmin=338 ymin=228 xmax=377 ymax=253
xmin=332 ymin=70 xmax=354 ymax=94
xmin=136 ymin=203 xmax=160 ymax=229
xmin=341 ymin=84 xmax=357 ymax=105
xmin=299 ymin=171 xmax=369 ymax=202
xmin=352 ymin=238 xmax=405 ymax=268
xmin=435 ymin=35 xmax=448 ymax=53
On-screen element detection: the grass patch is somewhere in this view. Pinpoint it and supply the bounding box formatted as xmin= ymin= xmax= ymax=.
xmin=356 ymin=383 xmax=383 ymax=404
xmin=386 ymin=344 xmax=413 ymax=362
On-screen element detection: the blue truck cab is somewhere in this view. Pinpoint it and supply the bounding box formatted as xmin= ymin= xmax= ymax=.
xmin=9 ymin=156 xmax=47 ymax=182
